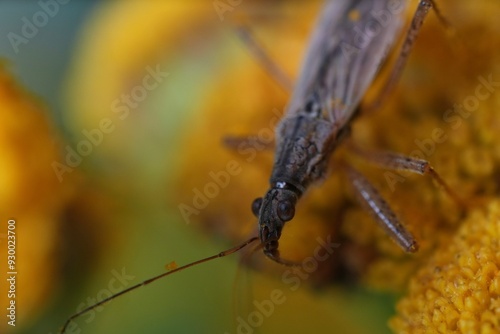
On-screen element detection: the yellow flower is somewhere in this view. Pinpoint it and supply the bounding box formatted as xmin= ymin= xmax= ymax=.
xmin=0 ymin=65 xmax=74 ymax=332
xmin=390 ymin=200 xmax=500 ymax=333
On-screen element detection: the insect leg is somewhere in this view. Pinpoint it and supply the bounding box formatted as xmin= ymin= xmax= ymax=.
xmin=348 ymin=146 xmax=466 ymax=209
xmin=234 ymin=25 xmax=293 ymax=93
xmin=223 ymin=27 xmax=288 ymax=152
xmin=368 ymin=0 xmax=434 ymax=110
xmin=222 ymin=134 xmax=274 ymax=151
xmin=427 ymin=0 xmax=453 ymax=32
xmin=343 ymin=164 xmax=418 ymax=253
xmin=231 ymin=239 xmax=261 ymax=328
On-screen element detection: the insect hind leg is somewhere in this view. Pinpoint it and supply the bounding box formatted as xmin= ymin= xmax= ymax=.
xmin=367 ymin=0 xmax=442 ymax=111
xmin=342 ymin=163 xmax=418 ymax=253
xmin=234 ymin=25 xmax=293 ymax=93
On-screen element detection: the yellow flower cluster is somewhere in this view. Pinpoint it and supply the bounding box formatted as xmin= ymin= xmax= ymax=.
xmin=0 ymin=66 xmax=74 ymax=331
xmin=390 ymin=200 xmax=500 ymax=333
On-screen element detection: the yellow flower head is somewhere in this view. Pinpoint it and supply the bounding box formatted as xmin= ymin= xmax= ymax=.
xmin=390 ymin=200 xmax=500 ymax=333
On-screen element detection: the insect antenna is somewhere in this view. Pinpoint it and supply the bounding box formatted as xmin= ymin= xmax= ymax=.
xmin=58 ymin=236 xmax=259 ymax=334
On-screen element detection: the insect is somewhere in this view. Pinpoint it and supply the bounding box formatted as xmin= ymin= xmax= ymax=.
xmin=59 ymin=0 xmax=458 ymax=332
xmin=245 ymin=0 xmax=456 ymax=264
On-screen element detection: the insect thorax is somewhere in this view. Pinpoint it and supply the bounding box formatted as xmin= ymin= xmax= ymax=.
xmin=270 ymin=113 xmax=341 ymax=192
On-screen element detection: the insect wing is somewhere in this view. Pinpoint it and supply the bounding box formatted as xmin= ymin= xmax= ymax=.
xmin=287 ymin=0 xmax=408 ymax=125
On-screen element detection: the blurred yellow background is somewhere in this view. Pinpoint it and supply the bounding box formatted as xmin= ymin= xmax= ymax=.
xmin=0 ymin=1 xmax=499 ymax=334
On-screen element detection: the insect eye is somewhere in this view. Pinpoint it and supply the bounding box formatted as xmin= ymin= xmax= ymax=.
xmin=277 ymin=200 xmax=295 ymax=222
xmin=251 ymin=197 xmax=263 ymax=217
